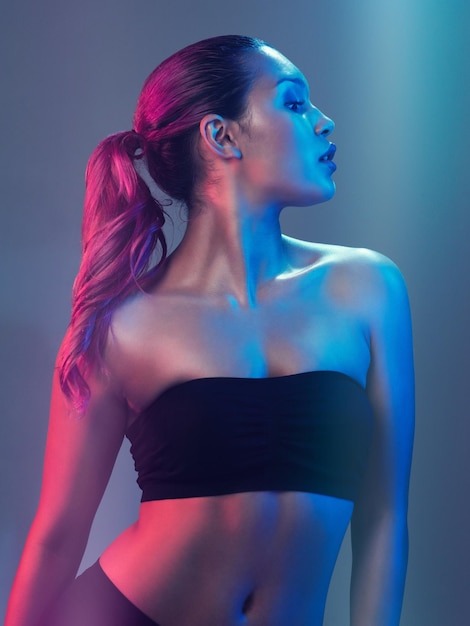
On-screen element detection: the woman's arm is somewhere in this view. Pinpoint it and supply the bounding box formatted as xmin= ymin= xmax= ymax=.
xmin=350 ymin=254 xmax=415 ymax=626
xmin=5 ymin=362 xmax=128 ymax=626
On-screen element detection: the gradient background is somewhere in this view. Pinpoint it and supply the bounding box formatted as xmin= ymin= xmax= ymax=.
xmin=1 ymin=1 xmax=469 ymax=623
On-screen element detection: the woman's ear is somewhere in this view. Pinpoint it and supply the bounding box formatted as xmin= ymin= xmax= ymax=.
xmin=199 ymin=114 xmax=242 ymax=159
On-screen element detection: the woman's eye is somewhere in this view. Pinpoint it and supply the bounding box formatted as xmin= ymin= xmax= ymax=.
xmin=286 ymin=101 xmax=305 ymax=112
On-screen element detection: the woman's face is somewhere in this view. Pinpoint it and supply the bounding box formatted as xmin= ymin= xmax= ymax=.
xmin=237 ymin=46 xmax=336 ymax=209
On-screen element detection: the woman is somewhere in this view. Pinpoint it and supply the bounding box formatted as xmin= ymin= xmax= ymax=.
xmin=5 ymin=35 xmax=414 ymax=626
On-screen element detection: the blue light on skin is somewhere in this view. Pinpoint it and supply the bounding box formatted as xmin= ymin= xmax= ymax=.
xmin=235 ymin=45 xmax=336 ymax=213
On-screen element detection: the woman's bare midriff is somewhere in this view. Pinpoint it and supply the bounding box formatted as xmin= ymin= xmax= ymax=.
xmin=100 ymin=490 xmax=353 ymax=626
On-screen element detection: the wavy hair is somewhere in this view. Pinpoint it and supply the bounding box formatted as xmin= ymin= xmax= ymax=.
xmin=58 ymin=35 xmax=267 ymax=411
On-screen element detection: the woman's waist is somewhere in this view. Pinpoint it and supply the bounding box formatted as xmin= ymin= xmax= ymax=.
xmin=99 ymin=491 xmax=352 ymax=624
xmin=101 ymin=490 xmax=352 ymax=583
xmin=134 ymin=489 xmax=352 ymax=543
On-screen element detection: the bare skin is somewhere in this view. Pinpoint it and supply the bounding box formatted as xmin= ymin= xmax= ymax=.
xmin=6 ymin=46 xmax=414 ymax=626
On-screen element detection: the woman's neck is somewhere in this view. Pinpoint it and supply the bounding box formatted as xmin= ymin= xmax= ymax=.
xmin=163 ymin=193 xmax=290 ymax=307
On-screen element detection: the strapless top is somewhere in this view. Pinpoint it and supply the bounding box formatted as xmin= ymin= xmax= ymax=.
xmin=126 ymin=370 xmax=374 ymax=502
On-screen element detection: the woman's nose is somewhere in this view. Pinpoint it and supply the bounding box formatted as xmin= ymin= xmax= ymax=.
xmin=314 ymin=109 xmax=335 ymax=137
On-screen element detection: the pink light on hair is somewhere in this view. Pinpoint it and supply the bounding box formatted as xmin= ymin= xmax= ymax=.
xmin=58 ymin=131 xmax=167 ymax=410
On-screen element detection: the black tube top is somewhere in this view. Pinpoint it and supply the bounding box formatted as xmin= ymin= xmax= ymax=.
xmin=126 ymin=370 xmax=374 ymax=503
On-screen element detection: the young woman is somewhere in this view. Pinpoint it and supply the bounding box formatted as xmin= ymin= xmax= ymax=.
xmin=5 ymin=35 xmax=414 ymax=626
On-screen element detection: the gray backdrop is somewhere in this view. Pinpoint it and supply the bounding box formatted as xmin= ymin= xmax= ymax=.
xmin=1 ymin=1 xmax=469 ymax=624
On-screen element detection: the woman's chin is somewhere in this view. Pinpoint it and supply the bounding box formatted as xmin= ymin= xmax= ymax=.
xmin=298 ymin=181 xmax=337 ymax=206
xmin=323 ymin=180 xmax=337 ymax=201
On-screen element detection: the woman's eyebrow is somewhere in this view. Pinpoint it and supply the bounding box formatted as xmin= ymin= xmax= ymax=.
xmin=275 ymin=76 xmax=308 ymax=89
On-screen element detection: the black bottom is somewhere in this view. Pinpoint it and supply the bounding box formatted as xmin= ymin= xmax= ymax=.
xmin=43 ymin=561 xmax=160 ymax=626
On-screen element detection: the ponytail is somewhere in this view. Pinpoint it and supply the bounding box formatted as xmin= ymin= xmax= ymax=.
xmin=58 ymin=131 xmax=167 ymax=411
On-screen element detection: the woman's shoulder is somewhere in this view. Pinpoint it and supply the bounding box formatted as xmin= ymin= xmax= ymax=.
xmin=284 ymin=236 xmax=408 ymax=308
xmin=286 ymin=234 xmax=394 ymax=268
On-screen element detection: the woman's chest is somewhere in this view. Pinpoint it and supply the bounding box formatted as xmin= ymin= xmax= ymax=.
xmin=109 ymin=281 xmax=370 ymax=413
